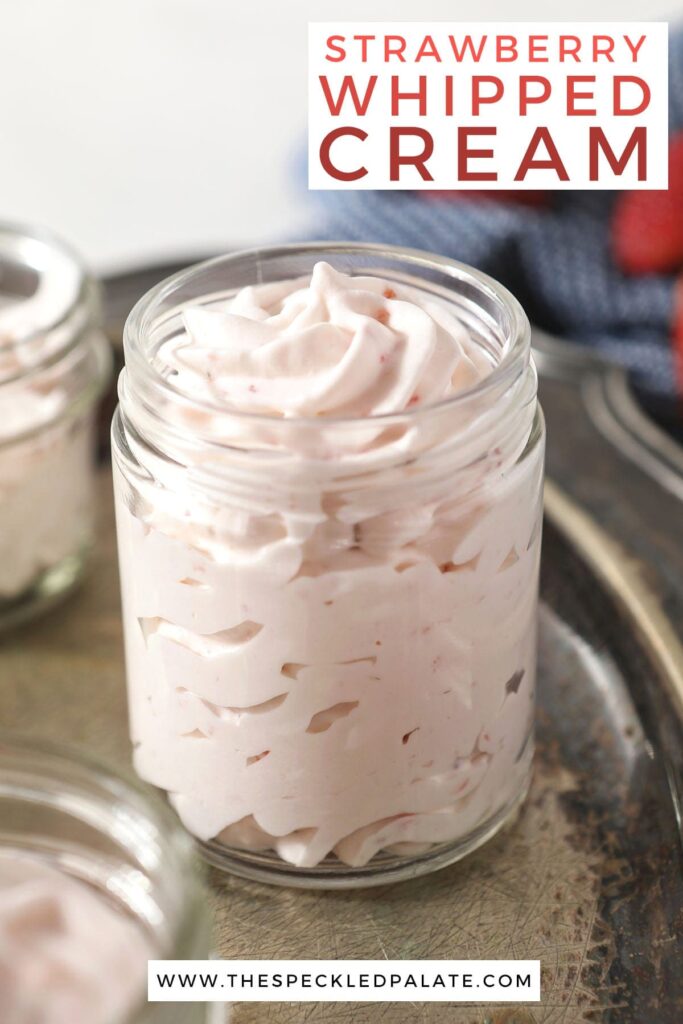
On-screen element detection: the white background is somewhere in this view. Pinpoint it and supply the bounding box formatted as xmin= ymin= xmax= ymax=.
xmin=0 ymin=0 xmax=677 ymax=273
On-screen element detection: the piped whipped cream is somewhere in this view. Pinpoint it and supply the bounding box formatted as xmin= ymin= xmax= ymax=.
xmin=164 ymin=262 xmax=493 ymax=418
xmin=0 ymin=854 xmax=151 ymax=1024
xmin=115 ymin=261 xmax=543 ymax=870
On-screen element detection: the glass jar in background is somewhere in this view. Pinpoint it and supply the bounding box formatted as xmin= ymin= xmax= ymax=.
xmin=0 ymin=223 xmax=111 ymax=629
xmin=112 ymin=243 xmax=545 ymax=888
xmin=0 ymin=733 xmax=212 ymax=1023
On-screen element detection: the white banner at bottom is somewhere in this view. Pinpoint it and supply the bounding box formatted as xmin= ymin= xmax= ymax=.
xmin=148 ymin=960 xmax=540 ymax=1002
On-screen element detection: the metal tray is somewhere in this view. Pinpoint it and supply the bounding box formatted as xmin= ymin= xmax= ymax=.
xmin=1 ymin=263 xmax=682 ymax=1024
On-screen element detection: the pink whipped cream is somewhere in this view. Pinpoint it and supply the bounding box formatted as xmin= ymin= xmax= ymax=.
xmin=0 ymin=854 xmax=151 ymax=1024
xmin=172 ymin=262 xmax=491 ymax=416
xmin=115 ymin=262 xmax=542 ymax=868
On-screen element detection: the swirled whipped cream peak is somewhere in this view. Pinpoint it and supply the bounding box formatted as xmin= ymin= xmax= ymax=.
xmin=162 ymin=262 xmax=493 ymax=418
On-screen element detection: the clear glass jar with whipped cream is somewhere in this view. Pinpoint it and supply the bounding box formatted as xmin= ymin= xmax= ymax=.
xmin=112 ymin=243 xmax=545 ymax=888
xmin=0 ymin=733 xmax=212 ymax=1023
xmin=0 ymin=223 xmax=111 ymax=629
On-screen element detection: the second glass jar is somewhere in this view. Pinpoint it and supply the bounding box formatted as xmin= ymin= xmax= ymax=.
xmin=112 ymin=243 xmax=545 ymax=887
xmin=0 ymin=223 xmax=111 ymax=629
xmin=0 ymin=733 xmax=211 ymax=1022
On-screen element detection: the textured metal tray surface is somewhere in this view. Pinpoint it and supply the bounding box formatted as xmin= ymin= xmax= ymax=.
xmin=0 ymin=263 xmax=682 ymax=1023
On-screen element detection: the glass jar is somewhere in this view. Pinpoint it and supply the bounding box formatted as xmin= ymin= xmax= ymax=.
xmin=0 ymin=223 xmax=111 ymax=629
xmin=0 ymin=732 xmax=212 ymax=1023
xmin=112 ymin=243 xmax=545 ymax=888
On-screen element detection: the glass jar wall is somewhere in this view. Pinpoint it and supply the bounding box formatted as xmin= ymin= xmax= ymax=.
xmin=0 ymin=224 xmax=111 ymax=629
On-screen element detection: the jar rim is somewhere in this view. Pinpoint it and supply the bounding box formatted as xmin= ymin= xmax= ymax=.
xmin=0 ymin=221 xmax=112 ymax=448
xmin=0 ymin=220 xmax=91 ymax=354
xmin=0 ymin=730 xmax=207 ymax=962
xmin=123 ymin=241 xmax=531 ymax=430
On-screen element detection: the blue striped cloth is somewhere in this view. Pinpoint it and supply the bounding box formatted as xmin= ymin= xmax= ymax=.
xmin=303 ymin=29 xmax=683 ymax=400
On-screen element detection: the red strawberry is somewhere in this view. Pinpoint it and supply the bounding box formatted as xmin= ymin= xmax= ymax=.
xmin=612 ymin=132 xmax=683 ymax=275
